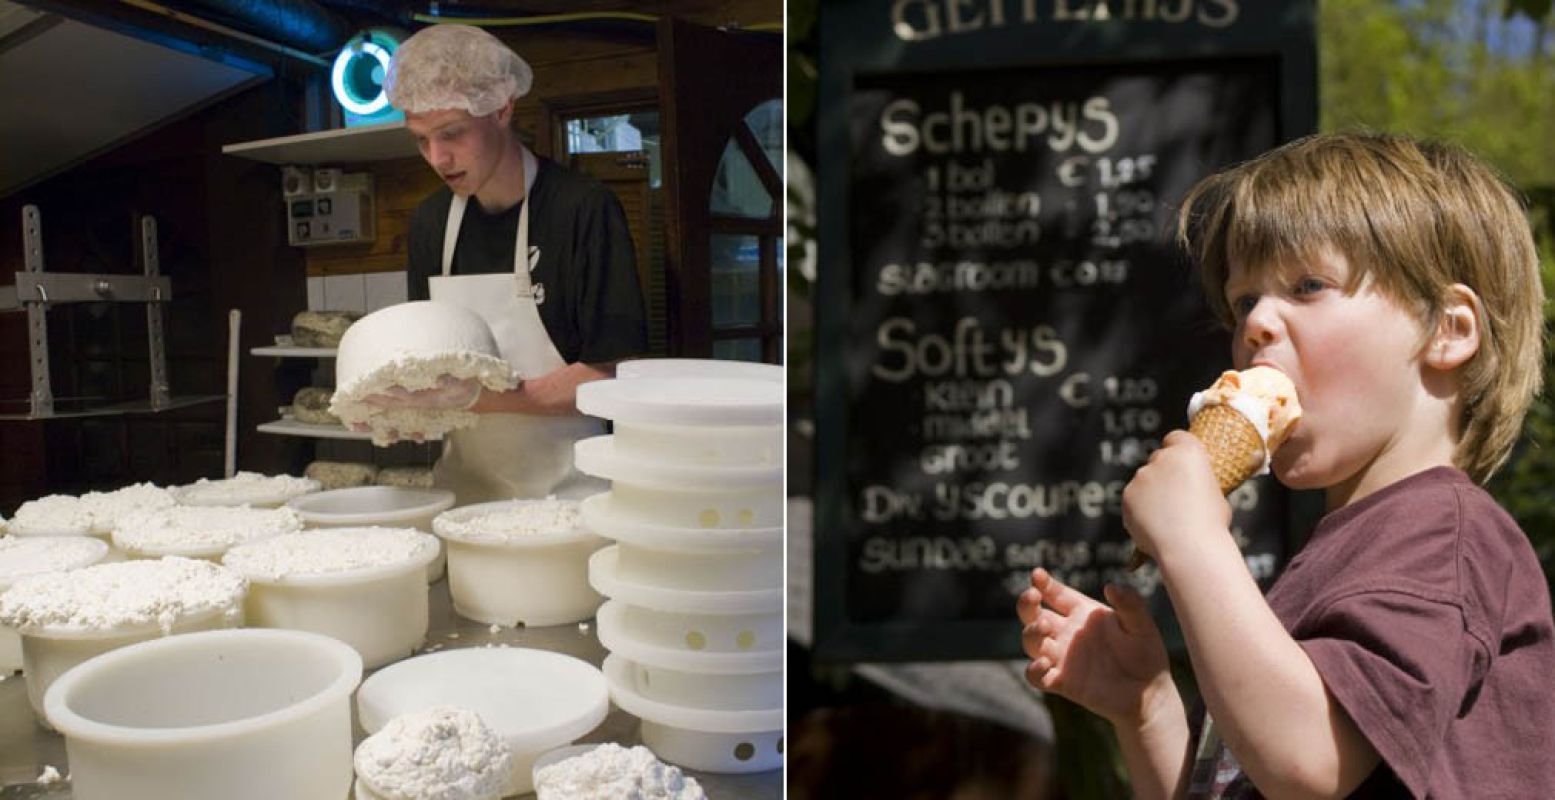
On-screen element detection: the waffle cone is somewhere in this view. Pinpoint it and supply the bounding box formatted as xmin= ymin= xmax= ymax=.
xmin=1188 ymin=403 xmax=1268 ymax=495
xmin=1127 ymin=403 xmax=1267 ymax=570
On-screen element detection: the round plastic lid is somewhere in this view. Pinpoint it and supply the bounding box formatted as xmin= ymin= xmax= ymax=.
xmin=587 ymin=547 xmax=781 ymax=615
xmin=580 ymin=493 xmax=781 ymax=553
xmin=617 ymin=358 xmax=782 ymax=383
xmin=575 ymin=377 xmax=780 ymax=427
xmin=573 ymin=436 xmax=779 ymax=491
xmin=356 ymin=649 xmax=608 ymax=754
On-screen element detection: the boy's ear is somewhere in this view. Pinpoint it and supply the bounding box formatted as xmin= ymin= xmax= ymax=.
xmin=1426 ymin=283 xmax=1481 ymax=371
xmin=496 ymin=99 xmax=515 ymax=128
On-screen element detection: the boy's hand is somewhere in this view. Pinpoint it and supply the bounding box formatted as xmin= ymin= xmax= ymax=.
xmin=1018 ymin=569 xmax=1172 ymax=726
xmin=1121 ymin=430 xmax=1230 ymax=564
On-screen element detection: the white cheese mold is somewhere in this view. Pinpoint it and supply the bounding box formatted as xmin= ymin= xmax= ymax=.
xmin=288 ymin=485 xmax=455 ymax=581
xmin=222 ymin=528 xmax=439 ymax=669
xmin=173 ymin=472 xmax=321 ymax=508
xmin=0 ymin=536 xmax=112 ymax=673
xmin=43 ymin=628 xmax=362 ymax=800
xmin=2 ymin=557 xmax=247 ymax=726
xmin=431 ymin=498 xmax=607 ymax=628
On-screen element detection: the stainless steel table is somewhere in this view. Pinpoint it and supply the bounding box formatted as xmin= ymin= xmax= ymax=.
xmin=0 ymin=580 xmax=782 ymax=799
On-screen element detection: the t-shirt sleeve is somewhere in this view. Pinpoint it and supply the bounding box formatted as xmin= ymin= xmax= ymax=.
xmin=569 ymin=187 xmax=647 ymax=363
xmin=406 ymin=196 xmax=443 ymax=303
xmin=1295 ymin=585 xmax=1489 ymax=799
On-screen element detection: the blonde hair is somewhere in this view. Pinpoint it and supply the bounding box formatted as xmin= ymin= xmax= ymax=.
xmin=1177 ymin=132 xmax=1545 ymax=484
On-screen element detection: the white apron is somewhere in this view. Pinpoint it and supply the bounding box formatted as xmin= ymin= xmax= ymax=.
xmin=429 ymin=147 xmax=606 ymax=505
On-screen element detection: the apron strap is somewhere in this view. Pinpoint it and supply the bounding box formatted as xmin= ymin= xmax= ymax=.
xmin=441 ymin=194 xmax=466 ymax=277
xmin=440 ymin=145 xmax=540 ymax=294
xmin=512 ymin=200 xmax=532 ymax=293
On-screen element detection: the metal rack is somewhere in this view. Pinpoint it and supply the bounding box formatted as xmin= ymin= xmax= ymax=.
xmin=0 ymin=205 xmax=225 ymax=421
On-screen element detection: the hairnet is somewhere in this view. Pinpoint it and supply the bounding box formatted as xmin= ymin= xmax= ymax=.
xmin=385 ymin=24 xmax=533 ymax=116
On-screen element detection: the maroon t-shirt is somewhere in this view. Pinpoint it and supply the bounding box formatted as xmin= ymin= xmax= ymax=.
xmin=1188 ymin=467 xmax=1555 ymax=798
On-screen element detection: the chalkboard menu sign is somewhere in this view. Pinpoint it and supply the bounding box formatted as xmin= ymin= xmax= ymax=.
xmin=813 ymin=2 xmax=1318 ymax=662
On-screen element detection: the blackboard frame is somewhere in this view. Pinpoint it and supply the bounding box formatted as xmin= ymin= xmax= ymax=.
xmin=813 ymin=0 xmax=1319 ymax=663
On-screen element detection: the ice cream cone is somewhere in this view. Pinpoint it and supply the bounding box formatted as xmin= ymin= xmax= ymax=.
xmin=1189 ymin=403 xmax=1268 ymax=495
xmin=1125 ymin=367 xmax=1299 ymax=571
xmin=1126 ymin=406 xmax=1264 ymax=570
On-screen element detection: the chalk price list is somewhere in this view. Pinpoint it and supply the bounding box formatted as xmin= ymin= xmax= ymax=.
xmin=848 ymin=80 xmax=1282 ymax=608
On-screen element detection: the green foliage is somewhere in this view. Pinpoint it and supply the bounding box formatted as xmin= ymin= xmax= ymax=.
xmin=1321 ymin=0 xmax=1555 ymax=182
xmin=1320 ymin=0 xmax=1555 ymax=602
xmin=1486 ymin=208 xmax=1555 ymax=601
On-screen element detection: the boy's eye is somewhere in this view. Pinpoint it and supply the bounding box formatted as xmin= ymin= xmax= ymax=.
xmin=1231 ymin=294 xmax=1258 ymax=317
xmin=1294 ymin=276 xmax=1328 ymax=295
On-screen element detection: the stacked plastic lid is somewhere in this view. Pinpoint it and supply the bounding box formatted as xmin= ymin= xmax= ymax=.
xmin=575 ymin=360 xmax=782 ymax=774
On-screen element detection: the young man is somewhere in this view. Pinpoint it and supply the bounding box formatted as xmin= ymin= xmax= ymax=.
xmin=379 ymin=24 xmax=647 ymax=504
xmin=1018 ymin=133 xmax=1555 ymax=797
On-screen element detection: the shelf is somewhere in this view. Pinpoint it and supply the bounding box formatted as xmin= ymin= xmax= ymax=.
xmin=258 ymin=418 xmax=369 ymax=440
xmin=258 ymin=417 xmax=443 ymax=442
xmin=251 ymin=346 xmax=336 ymax=358
xmin=221 ymin=121 xmax=418 ymax=165
xmin=0 ymin=394 xmax=225 ymax=421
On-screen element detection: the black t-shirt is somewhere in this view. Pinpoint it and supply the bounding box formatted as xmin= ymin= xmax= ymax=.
xmin=407 ymin=156 xmax=647 ymax=365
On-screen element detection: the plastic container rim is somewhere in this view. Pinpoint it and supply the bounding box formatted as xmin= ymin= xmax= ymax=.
xmin=43 ymin=628 xmax=362 ymax=746
xmin=286 ymin=486 xmax=456 ymax=523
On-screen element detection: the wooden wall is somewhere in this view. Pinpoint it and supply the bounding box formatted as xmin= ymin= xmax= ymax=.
xmin=0 ymin=82 xmax=310 ymax=512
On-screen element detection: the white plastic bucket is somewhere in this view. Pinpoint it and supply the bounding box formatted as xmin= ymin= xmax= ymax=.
xmin=288 ymin=486 xmax=454 ymax=581
xmin=20 ymin=603 xmax=242 ymax=726
xmin=173 ymin=474 xmax=321 ymax=509
xmin=433 ymin=500 xmax=607 ymax=627
xmin=44 ymin=628 xmax=362 ymax=800
xmin=0 ymin=536 xmax=110 ymax=673
xmin=223 ymin=529 xmax=438 ymax=669
xmin=357 ymin=649 xmax=609 ymax=796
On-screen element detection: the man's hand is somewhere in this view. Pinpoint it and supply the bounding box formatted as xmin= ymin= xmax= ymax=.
xmin=363 ymin=375 xmax=481 ymax=411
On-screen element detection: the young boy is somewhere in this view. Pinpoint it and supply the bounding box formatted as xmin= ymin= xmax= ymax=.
xmin=1017 ymin=132 xmax=1555 ymax=798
